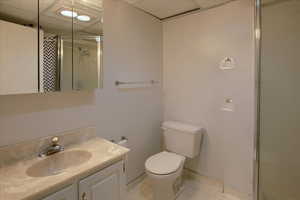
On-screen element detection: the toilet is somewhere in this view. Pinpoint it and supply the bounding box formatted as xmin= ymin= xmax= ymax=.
xmin=145 ymin=121 xmax=202 ymax=200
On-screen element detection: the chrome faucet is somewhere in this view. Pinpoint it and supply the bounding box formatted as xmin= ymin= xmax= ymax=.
xmin=39 ymin=136 xmax=65 ymax=157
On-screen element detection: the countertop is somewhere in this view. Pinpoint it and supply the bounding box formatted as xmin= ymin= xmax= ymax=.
xmin=0 ymin=138 xmax=129 ymax=200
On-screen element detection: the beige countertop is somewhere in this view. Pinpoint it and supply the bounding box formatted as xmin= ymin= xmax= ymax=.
xmin=0 ymin=138 xmax=129 ymax=200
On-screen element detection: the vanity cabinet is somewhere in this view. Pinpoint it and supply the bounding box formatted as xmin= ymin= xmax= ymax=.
xmin=79 ymin=161 xmax=125 ymax=200
xmin=41 ymin=161 xmax=125 ymax=200
xmin=42 ymin=184 xmax=77 ymax=200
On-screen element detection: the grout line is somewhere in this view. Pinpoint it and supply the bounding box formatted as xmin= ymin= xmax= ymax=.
xmin=162 ymin=0 xmax=238 ymax=21
xmin=160 ymin=8 xmax=201 ymax=21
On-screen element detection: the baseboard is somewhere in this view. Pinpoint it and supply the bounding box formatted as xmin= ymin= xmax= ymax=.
xmin=127 ymin=173 xmax=146 ymax=190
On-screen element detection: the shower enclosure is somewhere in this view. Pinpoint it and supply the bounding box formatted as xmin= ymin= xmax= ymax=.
xmin=73 ymin=36 xmax=102 ymax=91
xmin=256 ymin=0 xmax=300 ymax=199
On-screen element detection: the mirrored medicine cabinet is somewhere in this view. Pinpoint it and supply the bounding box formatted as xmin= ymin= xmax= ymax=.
xmin=0 ymin=0 xmax=103 ymax=95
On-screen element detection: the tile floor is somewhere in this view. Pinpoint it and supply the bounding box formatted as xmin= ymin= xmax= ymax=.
xmin=127 ymin=173 xmax=246 ymax=200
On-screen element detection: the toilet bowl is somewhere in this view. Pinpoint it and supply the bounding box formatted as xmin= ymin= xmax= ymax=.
xmin=145 ymin=121 xmax=203 ymax=200
xmin=145 ymin=151 xmax=186 ymax=200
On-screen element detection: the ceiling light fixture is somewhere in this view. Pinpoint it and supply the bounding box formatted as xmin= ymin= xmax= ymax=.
xmin=60 ymin=10 xmax=78 ymax=18
xmin=77 ymin=15 xmax=91 ymax=22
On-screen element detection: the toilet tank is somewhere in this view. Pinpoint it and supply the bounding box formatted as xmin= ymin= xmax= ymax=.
xmin=162 ymin=121 xmax=203 ymax=158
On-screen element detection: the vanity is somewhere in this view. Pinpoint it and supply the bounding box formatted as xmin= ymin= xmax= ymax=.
xmin=0 ymin=128 xmax=129 ymax=200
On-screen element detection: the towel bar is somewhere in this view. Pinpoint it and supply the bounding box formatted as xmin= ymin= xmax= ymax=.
xmin=115 ymin=80 xmax=159 ymax=86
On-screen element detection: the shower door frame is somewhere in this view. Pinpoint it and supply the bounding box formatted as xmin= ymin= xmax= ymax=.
xmin=254 ymin=0 xmax=261 ymax=199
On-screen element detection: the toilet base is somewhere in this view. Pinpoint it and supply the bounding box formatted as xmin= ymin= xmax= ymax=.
xmin=146 ymin=163 xmax=184 ymax=200
xmin=175 ymin=185 xmax=185 ymax=199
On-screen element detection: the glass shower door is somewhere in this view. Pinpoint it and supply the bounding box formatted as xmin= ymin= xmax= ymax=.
xmin=259 ymin=0 xmax=300 ymax=199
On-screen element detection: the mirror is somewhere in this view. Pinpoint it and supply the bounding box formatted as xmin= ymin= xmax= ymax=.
xmin=0 ymin=0 xmax=103 ymax=95
xmin=73 ymin=0 xmax=103 ymax=90
xmin=0 ymin=0 xmax=39 ymax=95
xmin=39 ymin=0 xmax=74 ymax=92
xmin=39 ymin=0 xmax=103 ymax=92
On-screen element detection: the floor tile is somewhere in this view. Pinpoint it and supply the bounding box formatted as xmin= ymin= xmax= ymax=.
xmin=127 ymin=175 xmax=245 ymax=200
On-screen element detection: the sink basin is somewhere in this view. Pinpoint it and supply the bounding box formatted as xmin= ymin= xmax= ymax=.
xmin=26 ymin=150 xmax=92 ymax=177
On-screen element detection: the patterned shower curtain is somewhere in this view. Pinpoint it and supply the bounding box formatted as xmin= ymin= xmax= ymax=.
xmin=43 ymin=35 xmax=58 ymax=92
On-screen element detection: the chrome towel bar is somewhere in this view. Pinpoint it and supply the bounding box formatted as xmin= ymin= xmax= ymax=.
xmin=115 ymin=80 xmax=159 ymax=86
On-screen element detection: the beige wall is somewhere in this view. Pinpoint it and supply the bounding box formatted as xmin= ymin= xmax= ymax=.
xmin=0 ymin=0 xmax=163 ymax=183
xmin=163 ymin=0 xmax=255 ymax=195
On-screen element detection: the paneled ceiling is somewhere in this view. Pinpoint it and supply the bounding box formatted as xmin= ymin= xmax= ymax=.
xmin=123 ymin=0 xmax=234 ymax=19
xmin=0 ymin=0 xmax=235 ymax=33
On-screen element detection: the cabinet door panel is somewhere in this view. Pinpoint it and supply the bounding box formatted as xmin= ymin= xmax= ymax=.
xmin=91 ymin=173 xmax=119 ymax=200
xmin=79 ymin=161 xmax=125 ymax=200
xmin=42 ymin=184 xmax=77 ymax=200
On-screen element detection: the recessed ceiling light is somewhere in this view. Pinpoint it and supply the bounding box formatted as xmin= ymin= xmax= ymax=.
xmin=60 ymin=10 xmax=78 ymax=18
xmin=77 ymin=15 xmax=91 ymax=22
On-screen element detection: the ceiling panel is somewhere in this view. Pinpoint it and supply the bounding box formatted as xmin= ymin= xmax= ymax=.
xmin=0 ymin=0 xmax=37 ymax=13
xmin=194 ymin=0 xmax=232 ymax=8
xmin=131 ymin=0 xmax=199 ymax=19
xmin=74 ymin=0 xmax=103 ymax=11
xmin=123 ymin=0 xmax=235 ymax=19
xmin=0 ymin=0 xmax=38 ymax=23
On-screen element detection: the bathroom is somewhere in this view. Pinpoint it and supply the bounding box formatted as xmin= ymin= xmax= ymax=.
xmin=0 ymin=0 xmax=298 ymax=200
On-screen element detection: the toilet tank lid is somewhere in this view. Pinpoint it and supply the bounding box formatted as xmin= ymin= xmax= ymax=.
xmin=162 ymin=121 xmax=202 ymax=133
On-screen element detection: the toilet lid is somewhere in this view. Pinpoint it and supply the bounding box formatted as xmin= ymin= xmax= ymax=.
xmin=145 ymin=151 xmax=185 ymax=175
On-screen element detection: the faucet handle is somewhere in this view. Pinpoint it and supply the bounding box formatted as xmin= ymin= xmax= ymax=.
xmin=51 ymin=136 xmax=59 ymax=145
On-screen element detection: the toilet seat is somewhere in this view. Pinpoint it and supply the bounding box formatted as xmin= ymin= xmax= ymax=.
xmin=145 ymin=151 xmax=185 ymax=175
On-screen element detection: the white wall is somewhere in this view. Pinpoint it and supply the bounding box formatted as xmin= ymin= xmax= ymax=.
xmin=0 ymin=0 xmax=163 ymax=183
xmin=0 ymin=0 xmax=256 ymax=193
xmin=163 ymin=0 xmax=255 ymax=195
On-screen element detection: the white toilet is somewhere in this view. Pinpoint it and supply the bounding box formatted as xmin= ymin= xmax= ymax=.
xmin=145 ymin=121 xmax=202 ymax=200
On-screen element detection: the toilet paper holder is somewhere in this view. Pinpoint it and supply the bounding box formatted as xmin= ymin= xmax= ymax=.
xmin=121 ymin=136 xmax=128 ymax=141
xmin=110 ymin=136 xmax=128 ymax=144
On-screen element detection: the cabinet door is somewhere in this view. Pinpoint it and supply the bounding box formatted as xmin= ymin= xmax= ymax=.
xmin=42 ymin=184 xmax=77 ymax=200
xmin=79 ymin=161 xmax=125 ymax=200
